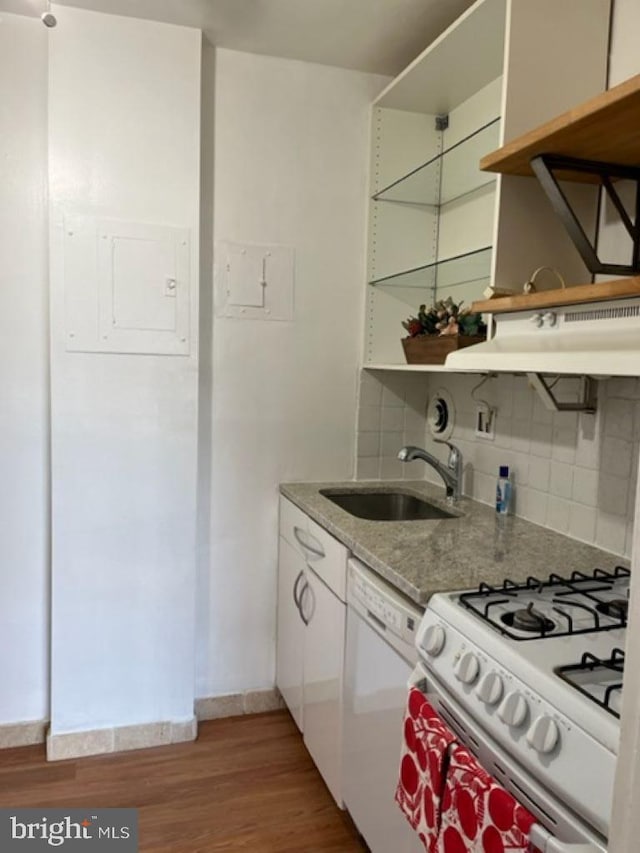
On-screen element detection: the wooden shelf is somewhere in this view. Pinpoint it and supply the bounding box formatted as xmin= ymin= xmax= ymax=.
xmin=471 ymin=277 xmax=640 ymax=314
xmin=480 ymin=73 xmax=640 ymax=180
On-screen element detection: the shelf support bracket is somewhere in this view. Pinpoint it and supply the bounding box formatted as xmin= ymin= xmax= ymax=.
xmin=530 ymin=154 xmax=640 ymax=276
xmin=526 ymin=373 xmax=597 ymax=414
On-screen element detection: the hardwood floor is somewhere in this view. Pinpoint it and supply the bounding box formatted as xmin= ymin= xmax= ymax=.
xmin=0 ymin=711 xmax=368 ymax=852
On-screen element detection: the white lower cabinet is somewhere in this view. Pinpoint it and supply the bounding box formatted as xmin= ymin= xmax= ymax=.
xmin=276 ymin=497 xmax=347 ymax=806
xmin=276 ymin=536 xmax=305 ymax=731
xmin=300 ymin=566 xmax=345 ymax=806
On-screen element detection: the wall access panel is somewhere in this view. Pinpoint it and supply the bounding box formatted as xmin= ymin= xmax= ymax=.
xmin=63 ymin=216 xmax=191 ymax=356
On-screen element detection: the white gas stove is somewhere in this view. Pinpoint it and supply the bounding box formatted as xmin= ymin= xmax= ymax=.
xmin=415 ymin=564 xmax=629 ymax=851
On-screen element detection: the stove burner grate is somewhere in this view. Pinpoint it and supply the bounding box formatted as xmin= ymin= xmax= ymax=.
xmin=460 ymin=566 xmax=629 ymax=641
xmin=557 ymin=648 xmax=625 ymax=718
xmin=596 ymin=598 xmax=629 ymax=620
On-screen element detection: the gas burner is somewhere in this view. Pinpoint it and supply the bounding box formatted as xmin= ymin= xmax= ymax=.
xmin=459 ymin=566 xmax=630 ymax=641
xmin=596 ymin=598 xmax=629 ymax=620
xmin=501 ymin=602 xmax=555 ymax=634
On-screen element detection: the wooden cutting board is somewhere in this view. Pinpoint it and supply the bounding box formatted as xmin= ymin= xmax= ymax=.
xmin=472 ymin=277 xmax=640 ymax=314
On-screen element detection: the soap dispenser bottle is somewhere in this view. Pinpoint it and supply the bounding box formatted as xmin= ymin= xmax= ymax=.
xmin=496 ymin=465 xmax=512 ymax=515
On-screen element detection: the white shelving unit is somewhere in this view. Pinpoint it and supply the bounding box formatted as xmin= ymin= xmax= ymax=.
xmin=364 ymin=0 xmax=611 ymax=370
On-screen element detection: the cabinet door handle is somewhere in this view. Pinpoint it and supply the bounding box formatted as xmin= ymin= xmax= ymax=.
xmin=300 ymin=581 xmax=316 ymax=626
xmin=292 ymin=570 xmax=305 ymax=610
xmin=293 ymin=525 xmax=325 ymax=560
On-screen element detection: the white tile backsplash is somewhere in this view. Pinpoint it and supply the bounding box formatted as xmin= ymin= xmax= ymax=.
xmin=381 ymin=406 xmax=405 ymax=431
xmin=607 ymin=377 xmax=639 ymax=399
xmin=532 ymin=394 xmax=554 ymax=425
xmin=572 ymin=466 xmax=599 ymax=507
xmin=381 ymin=430 xmax=404 ymax=457
xmin=510 ymin=419 xmax=531 ymax=456
xmin=601 ymin=435 xmax=633 ymax=479
xmin=517 ymin=487 xmax=548 ymax=526
xmin=355 ymin=370 xmax=639 ymax=558
xmin=545 ymin=495 xmax=572 ymax=534
xmin=530 ymin=422 xmax=553 ymax=458
xmin=357 ymin=432 xmax=380 ymax=458
xmin=549 ymin=461 xmax=574 ymax=499
xmin=472 ymin=470 xmax=495 ymax=506
xmin=512 ymin=385 xmax=534 ymax=422
xmin=569 ymin=503 xmax=597 ymax=545
xmin=356 ymin=457 xmax=380 ymax=480
xmin=528 ymin=458 xmax=551 ymax=493
xmin=604 ymin=397 xmax=635 ymax=441
xmin=380 ymin=457 xmax=404 ymax=479
xmin=359 ymin=370 xmax=383 ymax=406
xmin=575 ymin=412 xmax=601 ymax=469
xmin=596 ymin=512 xmax=628 ymax=555
xmin=357 ymin=405 xmax=380 ymax=432
xmin=551 ymin=426 xmax=577 ymax=465
xmin=599 ymin=473 xmax=629 ymax=517
xmin=381 ymin=380 xmax=405 ymax=408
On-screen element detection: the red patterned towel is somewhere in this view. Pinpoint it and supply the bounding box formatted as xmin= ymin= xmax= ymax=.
xmin=435 ymin=743 xmax=541 ymax=853
xmin=395 ymin=686 xmax=457 ymax=852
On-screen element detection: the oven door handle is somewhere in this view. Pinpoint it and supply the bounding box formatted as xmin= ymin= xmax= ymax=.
xmin=531 ymin=824 xmax=602 ymax=853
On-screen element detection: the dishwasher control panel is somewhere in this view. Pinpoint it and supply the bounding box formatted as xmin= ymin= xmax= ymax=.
xmin=347 ymin=558 xmax=422 ymax=646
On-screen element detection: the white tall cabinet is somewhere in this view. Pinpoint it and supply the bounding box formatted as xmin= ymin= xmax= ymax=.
xmin=365 ymin=0 xmax=611 ymax=367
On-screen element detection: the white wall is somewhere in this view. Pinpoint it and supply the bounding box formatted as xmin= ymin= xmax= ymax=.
xmin=0 ymin=13 xmax=49 ymax=725
xmin=196 ymin=49 xmax=387 ymax=698
xmin=608 ymin=0 xmax=638 ymax=85
xmin=48 ymin=6 xmax=201 ymax=733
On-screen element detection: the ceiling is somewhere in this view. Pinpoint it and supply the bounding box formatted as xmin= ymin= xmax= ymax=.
xmin=0 ymin=0 xmax=476 ymax=75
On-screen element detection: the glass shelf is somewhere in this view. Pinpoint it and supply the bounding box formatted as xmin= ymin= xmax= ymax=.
xmin=368 ymin=246 xmax=492 ymax=293
xmin=373 ymin=118 xmax=500 ymax=206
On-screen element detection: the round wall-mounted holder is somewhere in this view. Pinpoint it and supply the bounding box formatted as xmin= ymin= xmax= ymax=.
xmin=427 ymin=388 xmax=455 ymax=441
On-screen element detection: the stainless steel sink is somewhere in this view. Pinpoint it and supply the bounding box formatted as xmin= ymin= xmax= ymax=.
xmin=319 ymin=489 xmax=456 ymax=521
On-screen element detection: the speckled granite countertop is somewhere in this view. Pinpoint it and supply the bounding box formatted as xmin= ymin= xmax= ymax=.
xmin=280 ymin=480 xmax=628 ymax=606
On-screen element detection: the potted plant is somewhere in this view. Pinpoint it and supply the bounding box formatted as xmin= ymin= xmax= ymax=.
xmin=401 ymin=298 xmax=486 ymax=364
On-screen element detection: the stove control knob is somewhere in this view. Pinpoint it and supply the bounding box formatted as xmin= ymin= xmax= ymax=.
xmin=526 ymin=715 xmax=560 ymax=754
xmin=476 ymin=671 xmax=503 ymax=705
xmin=498 ymin=691 xmax=528 ymax=727
xmin=422 ymin=625 xmax=446 ymax=657
xmin=455 ymin=651 xmax=480 ymax=685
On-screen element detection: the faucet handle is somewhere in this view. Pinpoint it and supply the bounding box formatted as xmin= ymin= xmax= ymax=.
xmin=444 ymin=442 xmax=462 ymax=471
xmin=434 ymin=437 xmax=458 ymax=455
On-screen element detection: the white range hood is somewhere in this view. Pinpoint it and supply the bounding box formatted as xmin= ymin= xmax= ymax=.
xmin=446 ymin=282 xmax=640 ymax=377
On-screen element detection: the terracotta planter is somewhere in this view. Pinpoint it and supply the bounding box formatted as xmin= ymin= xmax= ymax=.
xmin=401 ymin=334 xmax=486 ymax=365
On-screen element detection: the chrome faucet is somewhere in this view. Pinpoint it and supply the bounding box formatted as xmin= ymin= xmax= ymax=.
xmin=398 ymin=442 xmax=463 ymax=502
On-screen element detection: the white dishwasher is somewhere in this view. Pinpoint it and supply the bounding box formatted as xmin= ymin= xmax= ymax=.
xmin=343 ymin=558 xmax=424 ymax=853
